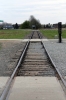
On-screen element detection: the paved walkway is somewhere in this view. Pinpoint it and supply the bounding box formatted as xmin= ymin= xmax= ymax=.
xmin=8 ymin=77 xmax=66 ymax=100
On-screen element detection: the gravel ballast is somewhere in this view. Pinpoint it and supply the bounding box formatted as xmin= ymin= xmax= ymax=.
xmin=43 ymin=40 xmax=66 ymax=81
xmin=0 ymin=40 xmax=26 ymax=76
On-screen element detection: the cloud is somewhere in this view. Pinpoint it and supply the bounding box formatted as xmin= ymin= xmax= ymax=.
xmin=0 ymin=0 xmax=66 ymax=24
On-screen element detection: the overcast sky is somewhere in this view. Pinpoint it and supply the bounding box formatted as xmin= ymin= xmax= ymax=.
xmin=0 ymin=0 xmax=66 ymax=24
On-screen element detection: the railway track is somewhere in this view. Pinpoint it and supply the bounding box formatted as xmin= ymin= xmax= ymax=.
xmin=17 ymin=31 xmax=56 ymax=76
xmin=0 ymin=31 xmax=66 ymax=100
xmin=17 ymin=42 xmax=56 ymax=76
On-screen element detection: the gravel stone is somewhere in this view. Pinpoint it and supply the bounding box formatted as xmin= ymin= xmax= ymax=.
xmin=43 ymin=39 xmax=66 ymax=81
xmin=0 ymin=40 xmax=26 ymax=76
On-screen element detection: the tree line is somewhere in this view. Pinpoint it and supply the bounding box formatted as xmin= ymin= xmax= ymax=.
xmin=13 ymin=15 xmax=41 ymax=29
xmin=1 ymin=15 xmax=66 ymax=29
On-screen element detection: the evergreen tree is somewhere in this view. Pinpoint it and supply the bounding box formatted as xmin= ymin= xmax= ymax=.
xmin=20 ymin=21 xmax=30 ymax=29
xmin=14 ymin=23 xmax=19 ymax=29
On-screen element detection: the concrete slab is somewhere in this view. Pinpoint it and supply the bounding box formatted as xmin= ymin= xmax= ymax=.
xmin=22 ymin=39 xmax=29 ymax=42
xmin=49 ymin=39 xmax=66 ymax=43
xmin=8 ymin=77 xmax=66 ymax=100
xmin=0 ymin=39 xmax=48 ymax=42
xmin=0 ymin=39 xmax=29 ymax=42
xmin=0 ymin=39 xmax=23 ymax=41
xmin=0 ymin=77 xmax=9 ymax=96
xmin=42 ymin=39 xmax=49 ymax=41
xmin=30 ymin=39 xmax=48 ymax=42
xmin=30 ymin=39 xmax=41 ymax=42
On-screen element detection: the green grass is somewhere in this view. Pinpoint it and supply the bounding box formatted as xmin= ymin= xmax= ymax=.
xmin=0 ymin=29 xmax=31 ymax=39
xmin=0 ymin=29 xmax=66 ymax=39
xmin=40 ymin=29 xmax=66 ymax=39
xmin=62 ymin=29 xmax=66 ymax=38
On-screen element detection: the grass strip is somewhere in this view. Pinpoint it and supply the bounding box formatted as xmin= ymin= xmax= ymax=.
xmin=40 ymin=29 xmax=66 ymax=39
xmin=0 ymin=29 xmax=31 ymax=39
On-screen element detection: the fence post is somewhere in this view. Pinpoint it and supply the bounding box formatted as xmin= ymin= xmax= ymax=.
xmin=58 ymin=22 xmax=62 ymax=43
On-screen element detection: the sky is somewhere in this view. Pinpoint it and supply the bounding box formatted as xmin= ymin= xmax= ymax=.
xmin=0 ymin=0 xmax=66 ymax=24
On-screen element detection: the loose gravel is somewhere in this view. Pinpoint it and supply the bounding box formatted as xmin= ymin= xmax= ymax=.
xmin=0 ymin=40 xmax=26 ymax=76
xmin=43 ymin=39 xmax=66 ymax=81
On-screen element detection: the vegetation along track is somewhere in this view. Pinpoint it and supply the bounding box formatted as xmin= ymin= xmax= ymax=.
xmin=0 ymin=31 xmax=65 ymax=100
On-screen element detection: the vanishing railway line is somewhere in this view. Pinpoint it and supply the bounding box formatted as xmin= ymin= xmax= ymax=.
xmin=0 ymin=31 xmax=66 ymax=100
xmin=17 ymin=31 xmax=56 ymax=76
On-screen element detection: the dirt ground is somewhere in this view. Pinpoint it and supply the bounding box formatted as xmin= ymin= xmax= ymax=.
xmin=0 ymin=40 xmax=26 ymax=76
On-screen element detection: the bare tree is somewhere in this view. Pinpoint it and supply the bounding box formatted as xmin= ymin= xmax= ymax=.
xmin=29 ymin=15 xmax=41 ymax=29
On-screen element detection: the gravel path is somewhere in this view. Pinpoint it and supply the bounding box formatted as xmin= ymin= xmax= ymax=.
xmin=0 ymin=40 xmax=26 ymax=76
xmin=43 ymin=40 xmax=66 ymax=81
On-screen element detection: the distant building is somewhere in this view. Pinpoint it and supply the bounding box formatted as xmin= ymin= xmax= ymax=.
xmin=0 ymin=20 xmax=14 ymax=29
xmin=53 ymin=23 xmax=58 ymax=28
xmin=32 ymin=25 xmax=36 ymax=29
xmin=3 ymin=24 xmax=14 ymax=29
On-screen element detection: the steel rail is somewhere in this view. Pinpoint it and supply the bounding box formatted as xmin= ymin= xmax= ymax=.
xmin=0 ymin=31 xmax=35 ymax=100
